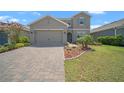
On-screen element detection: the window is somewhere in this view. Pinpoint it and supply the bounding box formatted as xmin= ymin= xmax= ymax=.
xmin=79 ymin=17 xmax=85 ymax=25
xmin=68 ymin=22 xmax=70 ymax=26
xmin=68 ymin=22 xmax=72 ymax=28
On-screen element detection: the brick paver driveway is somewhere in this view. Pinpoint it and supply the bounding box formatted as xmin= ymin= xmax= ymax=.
xmin=0 ymin=46 xmax=65 ymax=82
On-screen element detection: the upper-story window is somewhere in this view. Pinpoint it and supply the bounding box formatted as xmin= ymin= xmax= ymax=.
xmin=68 ymin=22 xmax=71 ymax=26
xmin=79 ymin=17 xmax=85 ymax=25
xmin=68 ymin=22 xmax=71 ymax=28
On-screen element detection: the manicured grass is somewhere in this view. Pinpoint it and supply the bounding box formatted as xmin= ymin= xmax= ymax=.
xmin=65 ymin=45 xmax=124 ymax=82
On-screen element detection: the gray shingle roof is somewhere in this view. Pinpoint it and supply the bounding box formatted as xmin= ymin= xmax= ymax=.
xmin=91 ymin=18 xmax=124 ymax=33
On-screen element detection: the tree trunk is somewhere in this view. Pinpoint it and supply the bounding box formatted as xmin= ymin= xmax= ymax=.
xmin=85 ymin=44 xmax=88 ymax=48
xmin=82 ymin=43 xmax=85 ymax=49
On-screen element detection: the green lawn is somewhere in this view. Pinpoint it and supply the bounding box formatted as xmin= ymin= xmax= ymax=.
xmin=65 ymin=45 xmax=124 ymax=82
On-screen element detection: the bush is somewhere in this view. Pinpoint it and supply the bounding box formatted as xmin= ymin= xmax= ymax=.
xmin=4 ymin=43 xmax=9 ymax=47
xmin=0 ymin=46 xmax=9 ymax=53
xmin=19 ymin=36 xmax=29 ymax=43
xmin=15 ymin=43 xmax=24 ymax=48
xmin=0 ymin=42 xmax=28 ymax=53
xmin=7 ymin=44 xmax=16 ymax=50
xmin=24 ymin=43 xmax=31 ymax=46
xmin=97 ymin=35 xmax=124 ymax=46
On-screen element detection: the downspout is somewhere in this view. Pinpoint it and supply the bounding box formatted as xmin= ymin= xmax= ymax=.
xmin=114 ymin=27 xmax=117 ymax=37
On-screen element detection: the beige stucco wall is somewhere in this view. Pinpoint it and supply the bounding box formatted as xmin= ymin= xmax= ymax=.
xmin=30 ymin=16 xmax=67 ymax=30
xmin=61 ymin=12 xmax=90 ymax=43
xmin=72 ymin=30 xmax=90 ymax=42
xmin=72 ymin=12 xmax=90 ymax=29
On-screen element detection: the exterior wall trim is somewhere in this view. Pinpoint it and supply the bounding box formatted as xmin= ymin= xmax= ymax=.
xmin=31 ymin=29 xmax=66 ymax=31
xmin=68 ymin=28 xmax=90 ymax=30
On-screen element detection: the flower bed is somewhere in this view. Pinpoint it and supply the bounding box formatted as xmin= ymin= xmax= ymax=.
xmin=64 ymin=44 xmax=84 ymax=59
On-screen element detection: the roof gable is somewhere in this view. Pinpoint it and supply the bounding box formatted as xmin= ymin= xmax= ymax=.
xmin=73 ymin=11 xmax=91 ymax=18
xmin=29 ymin=16 xmax=69 ymax=26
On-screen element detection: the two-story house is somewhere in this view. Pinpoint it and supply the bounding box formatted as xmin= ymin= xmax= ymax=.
xmin=29 ymin=12 xmax=90 ymax=46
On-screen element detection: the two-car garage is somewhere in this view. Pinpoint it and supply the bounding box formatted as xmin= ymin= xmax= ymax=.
xmin=29 ymin=16 xmax=68 ymax=46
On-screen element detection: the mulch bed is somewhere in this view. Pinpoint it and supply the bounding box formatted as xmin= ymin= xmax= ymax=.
xmin=64 ymin=46 xmax=84 ymax=59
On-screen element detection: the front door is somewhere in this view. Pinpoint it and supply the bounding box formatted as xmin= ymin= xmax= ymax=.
xmin=67 ymin=32 xmax=72 ymax=43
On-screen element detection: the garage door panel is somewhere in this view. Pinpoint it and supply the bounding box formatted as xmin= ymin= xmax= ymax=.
xmin=36 ymin=30 xmax=63 ymax=46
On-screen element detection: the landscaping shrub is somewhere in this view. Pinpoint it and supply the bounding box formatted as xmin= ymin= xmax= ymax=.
xmin=0 ymin=46 xmax=9 ymax=53
xmin=24 ymin=43 xmax=31 ymax=46
xmin=97 ymin=35 xmax=124 ymax=46
xmin=19 ymin=36 xmax=29 ymax=43
xmin=15 ymin=43 xmax=24 ymax=48
xmin=4 ymin=43 xmax=9 ymax=47
xmin=7 ymin=44 xmax=16 ymax=50
xmin=0 ymin=40 xmax=31 ymax=53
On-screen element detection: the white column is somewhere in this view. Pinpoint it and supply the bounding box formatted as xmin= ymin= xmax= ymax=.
xmin=63 ymin=29 xmax=67 ymax=44
xmin=30 ymin=30 xmax=35 ymax=45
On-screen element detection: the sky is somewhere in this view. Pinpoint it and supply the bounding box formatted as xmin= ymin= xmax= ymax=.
xmin=0 ymin=11 xmax=124 ymax=29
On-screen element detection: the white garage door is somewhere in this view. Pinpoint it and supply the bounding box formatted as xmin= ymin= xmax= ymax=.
xmin=36 ymin=30 xmax=63 ymax=46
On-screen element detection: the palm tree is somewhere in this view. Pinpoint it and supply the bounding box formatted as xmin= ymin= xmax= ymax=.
xmin=77 ymin=35 xmax=93 ymax=49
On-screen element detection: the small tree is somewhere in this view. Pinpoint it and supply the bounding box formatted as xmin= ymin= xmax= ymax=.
xmin=7 ymin=22 xmax=24 ymax=44
xmin=77 ymin=35 xmax=93 ymax=49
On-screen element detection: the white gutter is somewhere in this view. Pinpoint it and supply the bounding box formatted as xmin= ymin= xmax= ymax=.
xmin=68 ymin=28 xmax=90 ymax=30
xmin=31 ymin=28 xmax=66 ymax=31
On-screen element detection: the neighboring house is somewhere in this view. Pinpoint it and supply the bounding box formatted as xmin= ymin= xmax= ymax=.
xmin=0 ymin=22 xmax=30 ymax=45
xmin=91 ymin=18 xmax=124 ymax=39
xmin=0 ymin=22 xmax=9 ymax=45
xmin=29 ymin=12 xmax=90 ymax=46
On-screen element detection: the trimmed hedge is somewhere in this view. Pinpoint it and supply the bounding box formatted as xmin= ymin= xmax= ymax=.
xmin=97 ymin=35 xmax=124 ymax=46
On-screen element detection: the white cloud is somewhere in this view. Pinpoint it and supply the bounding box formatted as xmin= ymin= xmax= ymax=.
xmin=0 ymin=16 xmax=10 ymax=22
xmin=91 ymin=21 xmax=110 ymax=29
xmin=9 ymin=18 xmax=19 ymax=22
xmin=22 ymin=19 xmax=27 ymax=22
xmin=32 ymin=12 xmax=41 ymax=16
xmin=88 ymin=11 xmax=106 ymax=14
xmin=91 ymin=25 xmax=102 ymax=29
xmin=103 ymin=21 xmax=109 ymax=24
xmin=0 ymin=16 xmax=19 ymax=22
